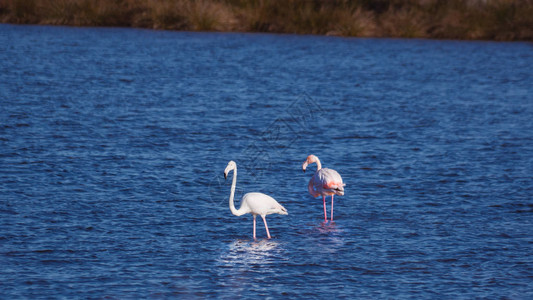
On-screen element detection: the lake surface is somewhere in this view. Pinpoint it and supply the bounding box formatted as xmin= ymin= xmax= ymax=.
xmin=1 ymin=24 xmax=532 ymax=298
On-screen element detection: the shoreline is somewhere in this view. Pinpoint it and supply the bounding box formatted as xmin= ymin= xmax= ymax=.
xmin=2 ymin=0 xmax=532 ymax=42
xmin=4 ymin=23 xmax=531 ymax=44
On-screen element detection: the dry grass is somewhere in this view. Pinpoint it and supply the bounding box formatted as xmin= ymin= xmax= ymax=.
xmin=379 ymin=7 xmax=429 ymax=38
xmin=1 ymin=0 xmax=532 ymax=41
xmin=332 ymin=8 xmax=376 ymax=37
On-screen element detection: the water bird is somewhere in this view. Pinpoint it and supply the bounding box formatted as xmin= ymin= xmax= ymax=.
xmin=302 ymin=155 xmax=345 ymax=222
xmin=224 ymin=161 xmax=288 ymax=240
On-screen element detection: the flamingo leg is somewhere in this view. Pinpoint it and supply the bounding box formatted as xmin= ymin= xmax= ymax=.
xmin=253 ymin=215 xmax=256 ymax=240
xmin=331 ymin=195 xmax=334 ymax=221
xmin=261 ymin=215 xmax=271 ymax=239
xmin=323 ymin=196 xmax=327 ymax=222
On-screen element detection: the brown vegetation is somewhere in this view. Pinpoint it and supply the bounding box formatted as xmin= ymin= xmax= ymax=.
xmin=1 ymin=0 xmax=532 ymax=41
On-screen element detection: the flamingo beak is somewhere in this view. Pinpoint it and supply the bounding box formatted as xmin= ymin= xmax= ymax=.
xmin=224 ymin=172 xmax=227 ymax=180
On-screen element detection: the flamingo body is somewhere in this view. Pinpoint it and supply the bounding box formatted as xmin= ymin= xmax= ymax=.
xmin=241 ymin=192 xmax=288 ymax=216
xmin=224 ymin=161 xmax=287 ymax=239
xmin=308 ymin=168 xmax=345 ymax=198
xmin=303 ymin=155 xmax=345 ymax=222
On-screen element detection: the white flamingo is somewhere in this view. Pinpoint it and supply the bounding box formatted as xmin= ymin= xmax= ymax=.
xmin=302 ymin=155 xmax=345 ymax=222
xmin=224 ymin=161 xmax=288 ymax=239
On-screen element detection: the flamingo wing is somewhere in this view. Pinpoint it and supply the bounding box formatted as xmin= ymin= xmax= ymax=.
xmin=310 ymin=168 xmax=345 ymax=196
xmin=243 ymin=192 xmax=288 ymax=216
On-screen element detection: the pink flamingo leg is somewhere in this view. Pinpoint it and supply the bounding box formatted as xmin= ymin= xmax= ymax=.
xmin=323 ymin=196 xmax=327 ymax=222
xmin=261 ymin=215 xmax=271 ymax=239
xmin=253 ymin=215 xmax=257 ymax=240
xmin=331 ymin=195 xmax=334 ymax=221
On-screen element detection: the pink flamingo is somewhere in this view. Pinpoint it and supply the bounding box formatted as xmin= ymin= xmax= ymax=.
xmin=302 ymin=155 xmax=345 ymax=222
xmin=224 ymin=161 xmax=288 ymax=239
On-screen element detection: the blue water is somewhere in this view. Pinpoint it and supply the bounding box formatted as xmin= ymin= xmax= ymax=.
xmin=1 ymin=24 xmax=532 ymax=298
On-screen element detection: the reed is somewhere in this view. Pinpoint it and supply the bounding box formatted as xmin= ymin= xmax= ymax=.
xmin=1 ymin=0 xmax=531 ymax=41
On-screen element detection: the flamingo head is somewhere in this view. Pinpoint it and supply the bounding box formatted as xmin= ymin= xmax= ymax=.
xmin=224 ymin=160 xmax=236 ymax=180
xmin=302 ymin=154 xmax=319 ymax=172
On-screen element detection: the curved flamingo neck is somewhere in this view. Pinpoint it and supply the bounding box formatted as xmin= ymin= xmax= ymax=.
xmin=228 ymin=166 xmax=246 ymax=216
xmin=314 ymin=158 xmax=322 ymax=170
